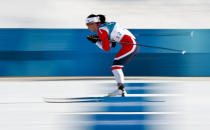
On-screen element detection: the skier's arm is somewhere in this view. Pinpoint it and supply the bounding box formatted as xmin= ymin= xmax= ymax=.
xmin=97 ymin=29 xmax=110 ymax=51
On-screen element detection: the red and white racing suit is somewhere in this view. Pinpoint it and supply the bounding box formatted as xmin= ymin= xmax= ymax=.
xmin=95 ymin=22 xmax=139 ymax=84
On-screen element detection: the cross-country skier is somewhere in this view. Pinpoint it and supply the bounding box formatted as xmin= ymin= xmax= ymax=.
xmin=86 ymin=14 xmax=139 ymax=97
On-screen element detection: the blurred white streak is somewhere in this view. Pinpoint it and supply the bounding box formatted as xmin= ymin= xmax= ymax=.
xmin=0 ymin=0 xmax=210 ymax=28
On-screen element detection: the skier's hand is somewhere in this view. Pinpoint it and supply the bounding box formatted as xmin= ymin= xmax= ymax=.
xmin=111 ymin=42 xmax=116 ymax=47
xmin=87 ymin=34 xmax=100 ymax=43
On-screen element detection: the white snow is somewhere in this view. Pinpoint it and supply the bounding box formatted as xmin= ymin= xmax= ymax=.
xmin=0 ymin=77 xmax=209 ymax=130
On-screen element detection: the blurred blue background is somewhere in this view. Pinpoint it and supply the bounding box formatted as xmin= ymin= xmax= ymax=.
xmin=0 ymin=28 xmax=209 ymax=76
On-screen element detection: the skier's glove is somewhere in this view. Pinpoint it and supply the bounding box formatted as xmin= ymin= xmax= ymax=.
xmin=87 ymin=34 xmax=100 ymax=43
xmin=111 ymin=42 xmax=116 ymax=47
xmin=87 ymin=34 xmax=116 ymax=47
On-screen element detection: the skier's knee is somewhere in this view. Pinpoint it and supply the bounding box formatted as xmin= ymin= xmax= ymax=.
xmin=111 ymin=66 xmax=123 ymax=71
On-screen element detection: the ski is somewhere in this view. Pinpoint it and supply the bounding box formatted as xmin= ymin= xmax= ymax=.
xmin=43 ymin=94 xmax=166 ymax=103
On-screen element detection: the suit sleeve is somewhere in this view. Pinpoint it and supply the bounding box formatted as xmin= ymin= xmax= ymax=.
xmin=97 ymin=29 xmax=110 ymax=51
